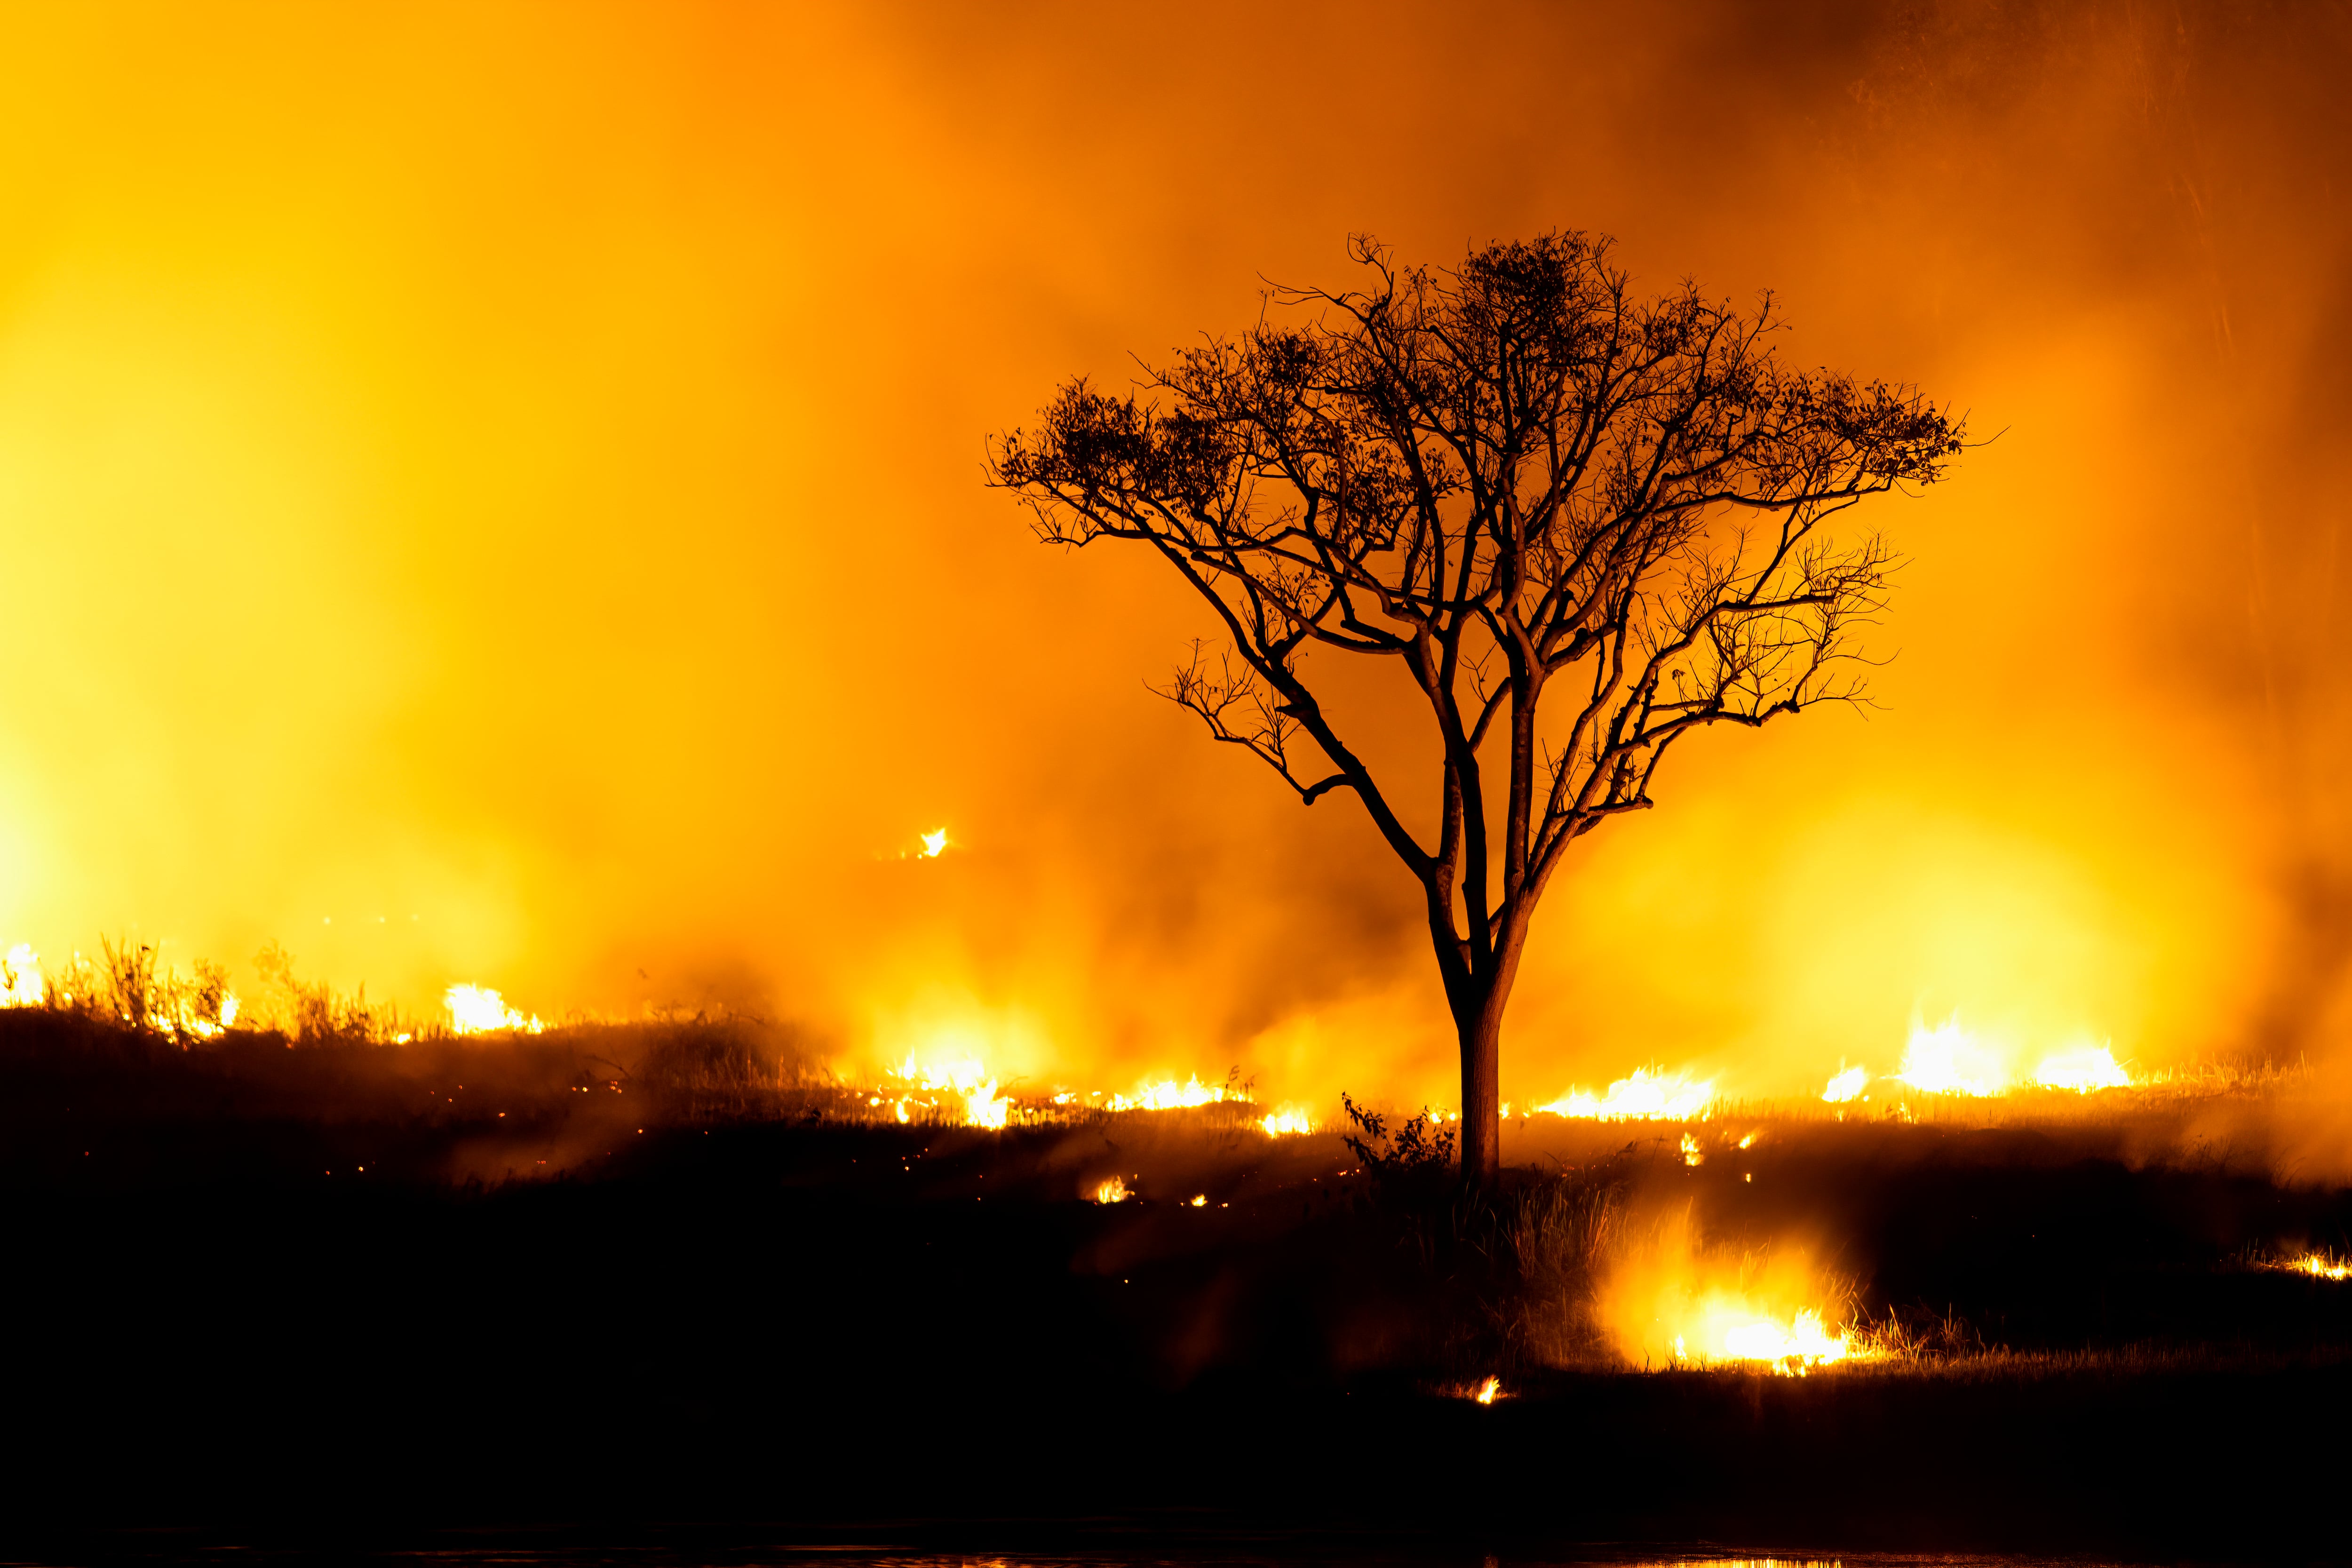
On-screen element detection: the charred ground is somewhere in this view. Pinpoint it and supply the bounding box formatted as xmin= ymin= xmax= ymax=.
xmin=2 ymin=1007 xmax=2349 ymax=1557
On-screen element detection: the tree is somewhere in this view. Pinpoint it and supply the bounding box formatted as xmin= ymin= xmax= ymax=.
xmin=990 ymin=233 xmax=1962 ymax=1187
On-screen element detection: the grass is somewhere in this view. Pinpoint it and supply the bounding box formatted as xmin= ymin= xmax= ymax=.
xmin=4 ymin=978 xmax=2352 ymax=1548
xmin=5 ymin=983 xmax=2348 ymax=1377
xmin=0 ymin=932 xmax=2337 ymax=1546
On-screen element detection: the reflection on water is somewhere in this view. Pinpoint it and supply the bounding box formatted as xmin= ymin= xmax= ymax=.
xmin=14 ymin=1550 xmax=2147 ymax=1568
xmin=614 ymin=1561 xmax=2129 ymax=1568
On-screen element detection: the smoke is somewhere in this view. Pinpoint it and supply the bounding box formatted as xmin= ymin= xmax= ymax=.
xmin=1 ymin=2 xmax=2348 ymax=1108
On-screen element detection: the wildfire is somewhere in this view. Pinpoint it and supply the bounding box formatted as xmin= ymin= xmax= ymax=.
xmin=1539 ymin=1066 xmax=1716 ymax=1122
xmin=852 ymin=1019 xmax=1288 ymax=1131
xmin=918 ymin=828 xmax=949 ymax=858
xmin=1698 ymin=1306 xmax=1864 ymax=1372
xmin=1092 ymin=1177 xmax=1130 ymax=1204
xmin=1821 ymin=1063 xmax=1867 ymax=1102
xmin=2030 ymin=1043 xmax=2133 ymax=1091
xmin=445 ymin=984 xmax=546 ymax=1036
xmin=1597 ymin=1205 xmax=1876 ymax=1376
xmin=1681 ymin=1133 xmax=1704 ymax=1166
xmin=171 ymin=988 xmax=240 ymax=1040
xmin=1641 ymin=1297 xmax=1874 ymax=1376
xmin=884 ymin=1055 xmax=1009 ymax=1129
xmin=1 ymin=942 xmax=240 ymax=1038
xmin=1893 ymin=1015 xmax=2136 ymax=1097
xmin=1895 ymin=1016 xmax=2009 ymax=1096
xmin=2280 ymin=1251 xmax=2352 ymax=1281
xmin=2 ymin=944 xmax=42 ymax=1008
xmin=1111 ymin=1074 xmax=1231 ymax=1111
xmin=1471 ymin=1376 xmax=1501 ymax=1404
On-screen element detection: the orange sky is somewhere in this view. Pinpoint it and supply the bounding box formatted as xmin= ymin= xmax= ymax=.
xmin=2 ymin=1 xmax=2347 ymax=1106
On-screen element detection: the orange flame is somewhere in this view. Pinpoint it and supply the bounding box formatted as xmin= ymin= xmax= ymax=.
xmin=1597 ymin=1206 xmax=1876 ymax=1375
xmin=1539 ymin=1066 xmax=1716 ymax=1122
xmin=2 ymin=944 xmax=44 ymax=1009
xmin=445 ymin=984 xmax=545 ymax=1036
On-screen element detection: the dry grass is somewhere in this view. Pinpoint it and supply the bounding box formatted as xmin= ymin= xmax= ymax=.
xmin=1706 ymin=1062 xmax=2311 ymax=1129
xmin=1494 ymin=1171 xmax=1622 ymax=1366
xmin=2 ymin=938 xmax=1297 ymax=1137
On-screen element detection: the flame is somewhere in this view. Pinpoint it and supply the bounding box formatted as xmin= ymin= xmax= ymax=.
xmin=1112 ymin=1074 xmax=1230 ymax=1111
xmin=918 ymin=828 xmax=948 ymax=858
xmin=1895 ymin=1015 xmax=2010 ymax=1096
xmin=1821 ymin=1064 xmax=1868 ymax=1102
xmin=1597 ymin=1207 xmax=1875 ymax=1375
xmin=1259 ymin=1105 xmax=1313 ymax=1135
xmin=1680 ymin=1133 xmax=1704 ymax=1166
xmin=1896 ymin=1015 xmax=2135 ymax=1096
xmin=1 ymin=942 xmax=239 ymax=1037
xmin=1092 ymin=1177 xmax=1129 ymax=1204
xmin=175 ymin=987 xmax=240 ymax=1040
xmin=2030 ymin=1043 xmax=2133 ymax=1091
xmin=1471 ymin=1376 xmax=1501 ymax=1404
xmin=2286 ymin=1252 xmax=2351 ymax=1281
xmin=2 ymin=944 xmax=43 ymax=1008
xmin=1657 ymin=1300 xmax=1870 ymax=1375
xmin=885 ymin=1054 xmax=1008 ymax=1128
xmin=1707 ymin=1307 xmax=1861 ymax=1370
xmin=1538 ymin=1066 xmax=1716 ymax=1121
xmin=860 ymin=1006 xmax=1270 ymax=1130
xmin=445 ymin=984 xmax=546 ymax=1035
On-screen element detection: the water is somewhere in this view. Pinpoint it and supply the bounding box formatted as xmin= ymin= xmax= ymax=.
xmin=0 ymin=1547 xmax=2155 ymax=1568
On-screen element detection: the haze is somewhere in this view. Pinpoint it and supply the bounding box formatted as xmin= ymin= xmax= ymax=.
xmin=2 ymin=1 xmax=2346 ymax=1110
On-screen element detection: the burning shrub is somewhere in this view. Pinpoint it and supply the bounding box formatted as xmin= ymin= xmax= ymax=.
xmin=0 ymin=936 xmax=245 ymax=1045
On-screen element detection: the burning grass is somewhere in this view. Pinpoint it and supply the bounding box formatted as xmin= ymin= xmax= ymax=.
xmin=2 ymin=937 xmax=2305 ymax=1155
xmin=1512 ymin=1036 xmax=2296 ymax=1143
xmin=0 ymin=937 xmax=1328 ymax=1146
xmin=4 ymin=962 xmax=2348 ymax=1551
xmin=2254 ymin=1245 xmax=2352 ymax=1281
xmin=4 ymin=935 xmax=2351 ymax=1395
xmin=7 ymin=981 xmax=2352 ymax=1560
xmin=1588 ymin=1202 xmax=1877 ymax=1374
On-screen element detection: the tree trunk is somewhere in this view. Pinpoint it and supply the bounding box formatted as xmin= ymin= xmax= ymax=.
xmin=1453 ymin=919 xmax=1529 ymax=1191
xmin=1455 ymin=996 xmax=1502 ymax=1188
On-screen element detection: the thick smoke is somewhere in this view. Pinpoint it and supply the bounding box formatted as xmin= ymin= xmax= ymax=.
xmin=0 ymin=2 xmax=2347 ymax=1114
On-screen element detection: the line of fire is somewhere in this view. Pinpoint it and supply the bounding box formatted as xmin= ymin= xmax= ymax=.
xmin=2 ymin=3 xmax=2349 ymax=1562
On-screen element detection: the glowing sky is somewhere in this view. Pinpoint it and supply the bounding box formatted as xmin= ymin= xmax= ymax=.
xmin=2 ymin=2 xmax=2347 ymax=1104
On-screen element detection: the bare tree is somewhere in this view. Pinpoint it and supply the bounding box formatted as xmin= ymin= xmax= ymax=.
xmin=990 ymin=233 xmax=1962 ymax=1186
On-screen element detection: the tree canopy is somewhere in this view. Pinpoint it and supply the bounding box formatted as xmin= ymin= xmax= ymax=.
xmin=993 ymin=232 xmax=1963 ymax=1184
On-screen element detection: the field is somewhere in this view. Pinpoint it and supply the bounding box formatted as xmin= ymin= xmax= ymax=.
xmin=3 ymin=1003 xmax=2350 ymax=1559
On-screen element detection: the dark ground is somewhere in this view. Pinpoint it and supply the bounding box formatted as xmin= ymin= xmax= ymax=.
xmin=2 ymin=1008 xmax=2350 ymax=1562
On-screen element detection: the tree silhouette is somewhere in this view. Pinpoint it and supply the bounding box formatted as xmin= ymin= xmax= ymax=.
xmin=992 ymin=233 xmax=1962 ymax=1186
